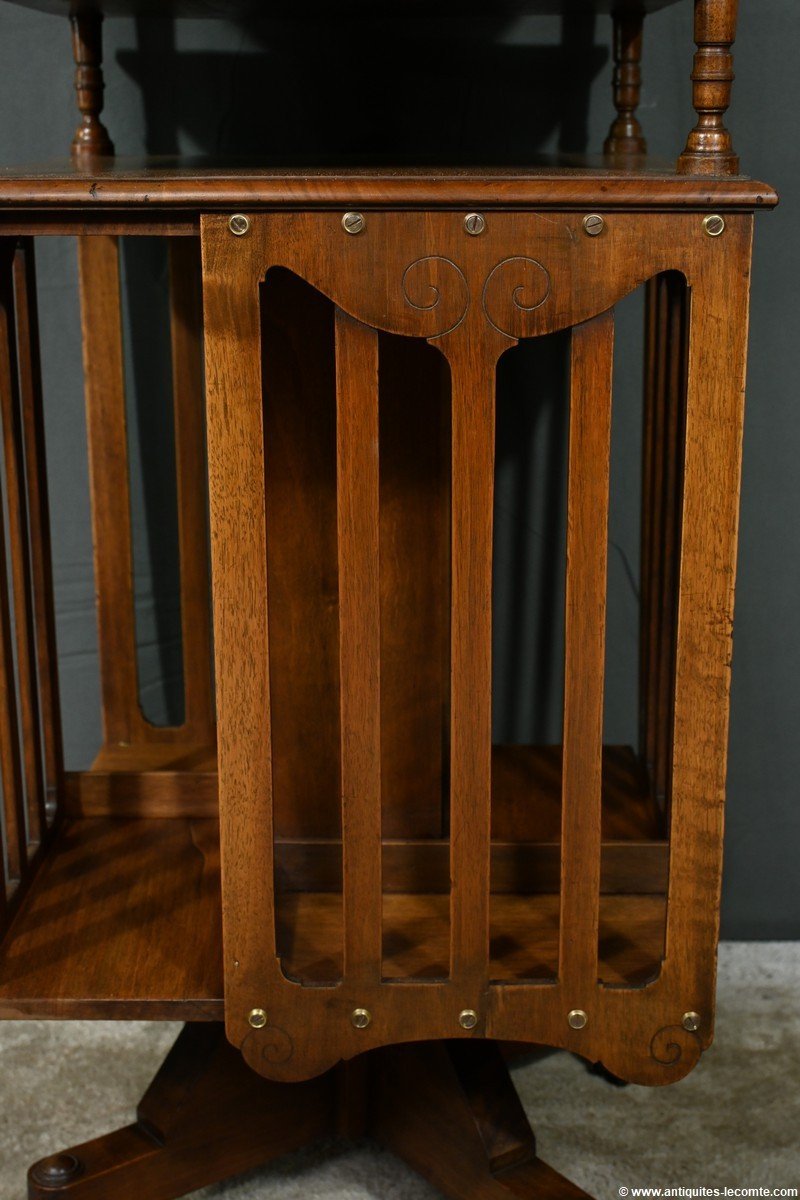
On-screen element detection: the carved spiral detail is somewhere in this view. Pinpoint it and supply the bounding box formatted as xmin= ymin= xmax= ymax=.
xmin=241 ymin=1024 xmax=294 ymax=1066
xmin=482 ymin=256 xmax=552 ymax=337
xmin=401 ymin=255 xmax=469 ymax=337
xmin=650 ymin=1024 xmax=701 ymax=1068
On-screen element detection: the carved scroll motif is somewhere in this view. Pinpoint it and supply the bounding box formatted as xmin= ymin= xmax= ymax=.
xmin=649 ymin=1024 xmax=702 ymax=1069
xmin=482 ymin=256 xmax=552 ymax=338
xmin=401 ymin=255 xmax=470 ymax=338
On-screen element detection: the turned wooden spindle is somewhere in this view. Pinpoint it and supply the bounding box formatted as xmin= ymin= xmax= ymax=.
xmin=70 ymin=11 xmax=114 ymax=158
xmin=678 ymin=0 xmax=739 ymax=176
xmin=604 ymin=12 xmax=647 ymax=159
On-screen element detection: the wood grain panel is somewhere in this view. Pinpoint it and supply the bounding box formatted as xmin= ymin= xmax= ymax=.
xmin=0 ymin=818 xmax=223 ymax=1019
xmin=335 ymin=309 xmax=382 ymax=986
xmin=79 ymin=235 xmax=141 ymax=745
xmin=445 ymin=337 xmax=500 ymax=996
xmin=559 ymin=311 xmax=614 ymax=998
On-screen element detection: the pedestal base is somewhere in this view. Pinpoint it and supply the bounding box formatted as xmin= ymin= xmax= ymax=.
xmin=27 ymin=1026 xmax=592 ymax=1200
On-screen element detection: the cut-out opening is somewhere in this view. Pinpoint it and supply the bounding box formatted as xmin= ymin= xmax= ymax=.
xmin=378 ymin=331 xmax=452 ymax=982
xmin=597 ymin=273 xmax=688 ymax=986
xmin=262 ymin=268 xmax=343 ymax=986
xmin=121 ymin=238 xmax=187 ymax=729
xmin=490 ymin=330 xmax=570 ymax=982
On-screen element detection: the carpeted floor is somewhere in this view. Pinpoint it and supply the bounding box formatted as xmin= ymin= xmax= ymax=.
xmin=1 ymin=943 xmax=797 ymax=1200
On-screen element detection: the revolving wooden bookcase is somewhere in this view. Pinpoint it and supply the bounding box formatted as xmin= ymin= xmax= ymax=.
xmin=0 ymin=1 xmax=777 ymax=1198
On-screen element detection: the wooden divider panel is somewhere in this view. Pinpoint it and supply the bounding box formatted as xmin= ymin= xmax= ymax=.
xmin=201 ymin=209 xmax=753 ymax=1087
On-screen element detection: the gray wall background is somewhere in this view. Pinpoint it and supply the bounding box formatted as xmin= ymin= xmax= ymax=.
xmin=0 ymin=1 xmax=796 ymax=938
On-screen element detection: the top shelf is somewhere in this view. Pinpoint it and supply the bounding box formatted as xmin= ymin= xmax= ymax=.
xmin=0 ymin=0 xmax=686 ymax=18
xmin=0 ymin=158 xmax=779 ymax=218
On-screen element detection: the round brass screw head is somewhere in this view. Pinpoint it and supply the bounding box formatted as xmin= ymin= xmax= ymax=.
xmin=682 ymin=1011 xmax=701 ymax=1032
xmin=248 ymin=1008 xmax=268 ymax=1029
xmin=459 ymin=1008 xmax=479 ymax=1030
xmin=342 ymin=211 xmax=366 ymax=235
xmin=703 ymin=214 xmax=725 ymax=238
xmin=228 ymin=213 xmax=250 ymax=237
xmin=464 ymin=212 xmax=486 ymax=236
xmin=568 ymin=1008 xmax=588 ymax=1030
xmin=351 ymin=1007 xmax=372 ymax=1029
xmin=583 ymin=214 xmax=605 ymax=237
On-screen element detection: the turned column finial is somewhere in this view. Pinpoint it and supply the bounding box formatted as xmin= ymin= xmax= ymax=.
xmin=70 ymin=11 xmax=114 ymax=158
xmin=678 ymin=0 xmax=739 ymax=176
xmin=604 ymin=11 xmax=647 ymax=160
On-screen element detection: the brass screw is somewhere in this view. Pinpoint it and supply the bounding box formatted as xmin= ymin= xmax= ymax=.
xmin=351 ymin=1007 xmax=372 ymax=1029
xmin=464 ymin=213 xmax=486 ymax=236
xmin=583 ymin=214 xmax=605 ymax=237
xmin=703 ymin=214 xmax=725 ymax=238
xmin=459 ymin=1008 xmax=479 ymax=1030
xmin=248 ymin=1008 xmax=268 ymax=1029
xmin=228 ymin=214 xmax=250 ymax=237
xmin=342 ymin=211 xmax=366 ymax=235
xmin=682 ymin=1011 xmax=701 ymax=1032
xmin=568 ymin=1009 xmax=588 ymax=1030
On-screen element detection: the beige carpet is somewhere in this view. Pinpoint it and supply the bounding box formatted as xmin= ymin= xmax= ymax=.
xmin=1 ymin=943 xmax=797 ymax=1200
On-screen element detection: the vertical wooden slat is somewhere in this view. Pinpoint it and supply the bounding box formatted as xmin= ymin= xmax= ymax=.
xmin=168 ymin=237 xmax=214 ymax=740
xmin=0 ymin=248 xmax=26 ymax=882
xmin=336 ymin=308 xmax=382 ymax=985
xmin=447 ymin=343 xmax=496 ymax=990
xmin=79 ymin=234 xmax=142 ymax=746
xmin=0 ymin=245 xmax=47 ymax=845
xmin=201 ymin=217 xmax=276 ymax=1042
xmin=559 ymin=310 xmax=614 ymax=998
xmin=664 ymin=217 xmax=754 ymax=1019
xmin=13 ymin=241 xmax=64 ymax=815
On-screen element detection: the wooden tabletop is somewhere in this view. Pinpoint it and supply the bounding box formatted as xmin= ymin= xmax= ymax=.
xmin=0 ymin=0 xmax=686 ymax=18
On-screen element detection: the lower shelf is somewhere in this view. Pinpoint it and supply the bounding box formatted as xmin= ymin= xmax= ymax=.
xmin=277 ymin=892 xmax=666 ymax=986
xmin=0 ymin=810 xmax=666 ymax=1019
xmin=0 ymin=818 xmax=224 ymax=1020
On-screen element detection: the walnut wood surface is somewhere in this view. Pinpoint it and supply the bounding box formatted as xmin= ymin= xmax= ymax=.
xmin=0 ymin=163 xmax=778 ymax=218
xmin=0 ymin=818 xmax=223 ymax=1019
xmin=559 ymin=311 xmax=613 ymax=1008
xmin=27 ymin=1024 xmax=337 ymax=1200
xmin=678 ymin=0 xmax=740 ymax=176
xmin=0 ymin=771 xmax=666 ymax=1021
xmin=201 ymin=206 xmax=753 ymax=1086
xmin=70 ymin=11 xmax=114 ymax=158
xmin=604 ymin=10 xmax=647 ymax=159
xmin=25 ymin=1030 xmax=593 ymax=1200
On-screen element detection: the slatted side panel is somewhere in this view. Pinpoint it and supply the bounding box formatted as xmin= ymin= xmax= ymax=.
xmin=0 ymin=239 xmax=63 ymax=924
xmin=447 ymin=345 xmax=495 ymax=991
xmin=336 ymin=308 xmax=383 ymax=987
xmin=559 ymin=311 xmax=614 ymax=998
